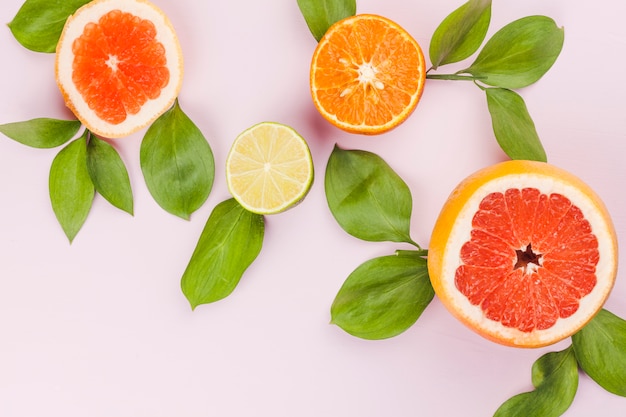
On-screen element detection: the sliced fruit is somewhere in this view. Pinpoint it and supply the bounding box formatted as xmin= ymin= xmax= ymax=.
xmin=428 ymin=160 xmax=618 ymax=348
xmin=55 ymin=0 xmax=183 ymax=138
xmin=226 ymin=122 xmax=314 ymax=215
xmin=310 ymin=14 xmax=426 ymax=135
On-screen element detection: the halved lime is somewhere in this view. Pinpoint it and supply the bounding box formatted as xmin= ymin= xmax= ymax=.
xmin=226 ymin=122 xmax=314 ymax=215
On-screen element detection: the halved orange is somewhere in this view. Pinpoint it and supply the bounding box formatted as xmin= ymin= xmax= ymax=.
xmin=55 ymin=0 xmax=183 ymax=138
xmin=428 ymin=160 xmax=618 ymax=348
xmin=310 ymin=14 xmax=426 ymax=135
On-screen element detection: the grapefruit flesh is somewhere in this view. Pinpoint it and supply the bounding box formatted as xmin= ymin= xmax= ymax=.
xmin=428 ymin=160 xmax=618 ymax=348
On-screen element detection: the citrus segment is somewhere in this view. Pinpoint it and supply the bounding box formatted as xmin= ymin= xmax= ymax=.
xmin=55 ymin=0 xmax=183 ymax=138
xmin=226 ymin=122 xmax=314 ymax=215
xmin=310 ymin=14 xmax=426 ymax=135
xmin=428 ymin=160 xmax=618 ymax=348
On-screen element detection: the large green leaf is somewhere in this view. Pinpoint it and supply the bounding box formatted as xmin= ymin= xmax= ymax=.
xmin=0 ymin=118 xmax=81 ymax=149
xmin=331 ymin=251 xmax=433 ymax=340
xmin=140 ymin=100 xmax=215 ymax=220
xmin=494 ymin=347 xmax=578 ymax=417
xmin=8 ymin=0 xmax=91 ymax=53
xmin=429 ymin=0 xmax=492 ymax=69
xmin=49 ymin=132 xmax=95 ymax=242
xmin=486 ymin=88 xmax=547 ymax=162
xmin=572 ymin=309 xmax=626 ymax=396
xmin=181 ymin=199 xmax=265 ymax=309
xmin=461 ymin=15 xmax=564 ymax=89
xmin=325 ymin=145 xmax=416 ymax=245
xmin=86 ymin=134 xmax=133 ymax=215
xmin=297 ymin=0 xmax=356 ymax=41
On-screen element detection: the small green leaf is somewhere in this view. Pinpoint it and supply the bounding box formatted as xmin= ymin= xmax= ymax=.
xmin=297 ymin=0 xmax=356 ymax=41
xmin=461 ymin=15 xmax=564 ymax=89
xmin=8 ymin=0 xmax=91 ymax=53
xmin=325 ymin=145 xmax=416 ymax=245
xmin=429 ymin=0 xmax=491 ymax=69
xmin=49 ymin=132 xmax=95 ymax=242
xmin=86 ymin=134 xmax=133 ymax=215
xmin=0 ymin=118 xmax=81 ymax=149
xmin=572 ymin=309 xmax=626 ymax=396
xmin=486 ymin=88 xmax=547 ymax=162
xmin=331 ymin=252 xmax=434 ymax=340
xmin=181 ymin=198 xmax=264 ymax=309
xmin=140 ymin=100 xmax=215 ymax=220
xmin=494 ymin=347 xmax=578 ymax=417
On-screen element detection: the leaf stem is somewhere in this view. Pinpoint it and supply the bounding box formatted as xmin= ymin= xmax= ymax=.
xmin=425 ymin=73 xmax=478 ymax=81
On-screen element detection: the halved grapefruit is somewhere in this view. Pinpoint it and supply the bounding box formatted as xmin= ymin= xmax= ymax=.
xmin=428 ymin=160 xmax=618 ymax=348
xmin=55 ymin=0 xmax=183 ymax=138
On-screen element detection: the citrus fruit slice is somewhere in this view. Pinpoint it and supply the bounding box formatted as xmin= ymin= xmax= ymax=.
xmin=55 ymin=0 xmax=183 ymax=138
xmin=428 ymin=160 xmax=618 ymax=348
xmin=226 ymin=122 xmax=314 ymax=215
xmin=309 ymin=14 xmax=426 ymax=135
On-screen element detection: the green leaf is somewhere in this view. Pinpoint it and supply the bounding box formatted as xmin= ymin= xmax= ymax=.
xmin=8 ymin=0 xmax=91 ymax=53
xmin=49 ymin=132 xmax=95 ymax=242
xmin=461 ymin=15 xmax=564 ymax=89
xmin=297 ymin=0 xmax=356 ymax=41
xmin=486 ymin=88 xmax=547 ymax=162
xmin=429 ymin=0 xmax=492 ymax=69
xmin=181 ymin=199 xmax=265 ymax=309
xmin=86 ymin=134 xmax=133 ymax=215
xmin=325 ymin=145 xmax=416 ymax=245
xmin=330 ymin=252 xmax=434 ymax=340
xmin=572 ymin=309 xmax=626 ymax=396
xmin=140 ymin=100 xmax=215 ymax=220
xmin=0 ymin=118 xmax=81 ymax=149
xmin=494 ymin=347 xmax=578 ymax=417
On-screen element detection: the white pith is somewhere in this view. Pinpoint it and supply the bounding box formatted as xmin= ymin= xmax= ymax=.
xmin=441 ymin=173 xmax=617 ymax=346
xmin=56 ymin=0 xmax=183 ymax=138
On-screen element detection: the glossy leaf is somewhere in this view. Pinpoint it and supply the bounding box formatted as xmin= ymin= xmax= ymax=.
xmin=325 ymin=145 xmax=416 ymax=245
xmin=86 ymin=134 xmax=133 ymax=215
xmin=461 ymin=15 xmax=564 ymax=89
xmin=181 ymin=199 xmax=265 ymax=309
xmin=331 ymin=252 xmax=434 ymax=340
xmin=486 ymin=88 xmax=547 ymax=162
xmin=572 ymin=309 xmax=626 ymax=396
xmin=0 ymin=118 xmax=81 ymax=149
xmin=8 ymin=0 xmax=91 ymax=53
xmin=140 ymin=100 xmax=215 ymax=220
xmin=297 ymin=0 xmax=356 ymax=41
xmin=49 ymin=132 xmax=95 ymax=242
xmin=494 ymin=347 xmax=578 ymax=417
xmin=429 ymin=0 xmax=491 ymax=69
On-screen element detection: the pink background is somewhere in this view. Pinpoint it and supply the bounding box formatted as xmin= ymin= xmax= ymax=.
xmin=1 ymin=0 xmax=625 ymax=416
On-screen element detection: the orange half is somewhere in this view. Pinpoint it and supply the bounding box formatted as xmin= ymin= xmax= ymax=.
xmin=310 ymin=14 xmax=426 ymax=135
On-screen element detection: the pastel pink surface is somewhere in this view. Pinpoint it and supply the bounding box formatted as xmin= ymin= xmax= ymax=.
xmin=1 ymin=1 xmax=625 ymax=416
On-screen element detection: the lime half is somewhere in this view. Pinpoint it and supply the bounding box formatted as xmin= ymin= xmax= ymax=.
xmin=226 ymin=122 xmax=314 ymax=215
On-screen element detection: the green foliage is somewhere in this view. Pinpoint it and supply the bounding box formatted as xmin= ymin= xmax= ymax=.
xmin=331 ymin=251 xmax=433 ymax=340
xmin=86 ymin=135 xmax=134 ymax=215
xmin=8 ymin=0 xmax=91 ymax=52
xmin=140 ymin=100 xmax=215 ymax=220
xmin=325 ymin=145 xmax=416 ymax=245
xmin=573 ymin=309 xmax=626 ymax=397
xmin=0 ymin=118 xmax=80 ymax=148
xmin=48 ymin=131 xmax=94 ymax=242
xmin=181 ymin=199 xmax=265 ymax=309
xmin=429 ymin=0 xmax=491 ymax=69
xmin=297 ymin=0 xmax=356 ymax=41
xmin=494 ymin=347 xmax=578 ymax=417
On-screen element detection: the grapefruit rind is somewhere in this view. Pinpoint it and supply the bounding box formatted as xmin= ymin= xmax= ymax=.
xmin=428 ymin=160 xmax=618 ymax=348
xmin=226 ymin=122 xmax=314 ymax=216
xmin=55 ymin=0 xmax=183 ymax=139
xmin=309 ymin=14 xmax=426 ymax=135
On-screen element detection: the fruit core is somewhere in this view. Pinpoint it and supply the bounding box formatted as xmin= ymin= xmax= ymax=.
xmin=455 ymin=188 xmax=600 ymax=333
xmin=71 ymin=10 xmax=170 ymax=125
